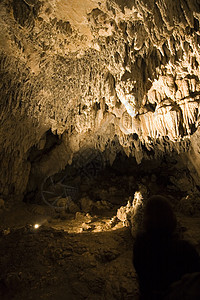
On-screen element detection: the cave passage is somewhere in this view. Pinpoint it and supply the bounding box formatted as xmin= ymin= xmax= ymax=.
xmin=1 ymin=149 xmax=200 ymax=300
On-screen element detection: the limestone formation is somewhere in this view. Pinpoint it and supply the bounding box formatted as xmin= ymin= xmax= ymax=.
xmin=0 ymin=0 xmax=200 ymax=200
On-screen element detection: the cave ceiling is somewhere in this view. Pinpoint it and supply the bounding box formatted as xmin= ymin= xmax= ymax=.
xmin=0 ymin=0 xmax=200 ymax=198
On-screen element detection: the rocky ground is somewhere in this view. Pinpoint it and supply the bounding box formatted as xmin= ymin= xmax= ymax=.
xmin=0 ymin=156 xmax=200 ymax=300
xmin=0 ymin=201 xmax=200 ymax=300
xmin=0 ymin=202 xmax=139 ymax=300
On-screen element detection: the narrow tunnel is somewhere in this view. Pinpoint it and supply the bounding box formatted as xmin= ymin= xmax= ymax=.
xmin=0 ymin=0 xmax=200 ymax=299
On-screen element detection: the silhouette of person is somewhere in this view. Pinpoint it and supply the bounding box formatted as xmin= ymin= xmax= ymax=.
xmin=133 ymin=195 xmax=200 ymax=300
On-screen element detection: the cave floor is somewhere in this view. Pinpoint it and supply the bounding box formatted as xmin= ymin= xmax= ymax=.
xmin=0 ymin=202 xmax=200 ymax=300
xmin=0 ymin=203 xmax=139 ymax=300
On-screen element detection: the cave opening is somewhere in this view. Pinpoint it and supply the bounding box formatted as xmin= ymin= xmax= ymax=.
xmin=23 ymin=130 xmax=200 ymax=221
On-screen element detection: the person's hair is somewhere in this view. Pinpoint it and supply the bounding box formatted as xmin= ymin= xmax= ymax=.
xmin=143 ymin=195 xmax=177 ymax=235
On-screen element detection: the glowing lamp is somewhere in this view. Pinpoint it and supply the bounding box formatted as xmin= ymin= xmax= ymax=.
xmin=34 ymin=224 xmax=40 ymax=229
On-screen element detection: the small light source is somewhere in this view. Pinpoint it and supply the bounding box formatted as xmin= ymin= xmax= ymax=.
xmin=34 ymin=224 xmax=39 ymax=229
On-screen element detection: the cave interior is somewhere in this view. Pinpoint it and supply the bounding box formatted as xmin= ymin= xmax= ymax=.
xmin=0 ymin=0 xmax=200 ymax=299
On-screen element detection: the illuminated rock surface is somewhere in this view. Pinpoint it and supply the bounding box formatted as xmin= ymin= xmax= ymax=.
xmin=0 ymin=0 xmax=200 ymax=199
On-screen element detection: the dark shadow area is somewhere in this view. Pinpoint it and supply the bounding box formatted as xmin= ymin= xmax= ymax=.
xmin=133 ymin=195 xmax=200 ymax=300
xmin=24 ymin=130 xmax=62 ymax=203
xmin=112 ymin=0 xmax=135 ymax=12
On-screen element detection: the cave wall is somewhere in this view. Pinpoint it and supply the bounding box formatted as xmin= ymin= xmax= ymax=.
xmin=0 ymin=0 xmax=200 ymax=200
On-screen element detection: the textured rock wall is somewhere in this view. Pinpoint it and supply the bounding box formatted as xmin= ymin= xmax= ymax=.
xmin=0 ymin=0 xmax=200 ymax=200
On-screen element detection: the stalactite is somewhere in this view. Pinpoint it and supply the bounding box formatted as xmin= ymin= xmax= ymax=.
xmin=0 ymin=0 xmax=200 ymax=198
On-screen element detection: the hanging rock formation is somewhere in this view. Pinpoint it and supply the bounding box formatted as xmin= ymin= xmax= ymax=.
xmin=0 ymin=0 xmax=200 ymax=200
